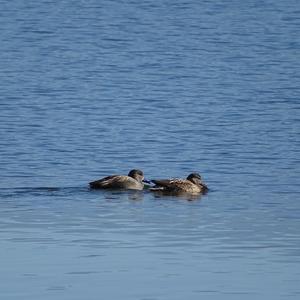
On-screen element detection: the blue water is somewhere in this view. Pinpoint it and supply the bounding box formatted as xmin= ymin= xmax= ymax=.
xmin=1 ymin=0 xmax=300 ymax=299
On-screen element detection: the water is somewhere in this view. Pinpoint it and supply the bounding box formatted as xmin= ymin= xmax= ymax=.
xmin=0 ymin=0 xmax=300 ymax=299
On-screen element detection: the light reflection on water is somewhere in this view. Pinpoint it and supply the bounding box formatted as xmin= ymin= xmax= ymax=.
xmin=0 ymin=186 xmax=300 ymax=299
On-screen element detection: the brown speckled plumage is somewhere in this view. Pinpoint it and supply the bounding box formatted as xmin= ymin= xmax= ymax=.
xmin=151 ymin=173 xmax=208 ymax=195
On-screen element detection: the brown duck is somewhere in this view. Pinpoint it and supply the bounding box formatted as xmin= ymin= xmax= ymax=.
xmin=89 ymin=169 xmax=149 ymax=190
xmin=150 ymin=173 xmax=208 ymax=195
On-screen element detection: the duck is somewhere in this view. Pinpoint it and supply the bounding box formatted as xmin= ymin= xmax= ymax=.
xmin=150 ymin=173 xmax=208 ymax=195
xmin=89 ymin=169 xmax=149 ymax=190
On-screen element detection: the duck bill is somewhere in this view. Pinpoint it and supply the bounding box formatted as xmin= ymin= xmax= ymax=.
xmin=142 ymin=179 xmax=152 ymax=184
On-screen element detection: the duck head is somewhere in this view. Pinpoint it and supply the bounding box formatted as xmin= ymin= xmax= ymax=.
xmin=186 ymin=173 xmax=203 ymax=186
xmin=128 ymin=169 xmax=151 ymax=184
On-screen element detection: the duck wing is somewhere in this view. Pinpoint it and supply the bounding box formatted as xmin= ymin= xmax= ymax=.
xmin=89 ymin=175 xmax=119 ymax=188
xmin=151 ymin=179 xmax=173 ymax=187
xmin=151 ymin=179 xmax=188 ymax=189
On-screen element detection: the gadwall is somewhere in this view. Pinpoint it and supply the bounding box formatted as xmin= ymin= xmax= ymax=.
xmin=150 ymin=173 xmax=208 ymax=195
xmin=89 ymin=169 xmax=149 ymax=190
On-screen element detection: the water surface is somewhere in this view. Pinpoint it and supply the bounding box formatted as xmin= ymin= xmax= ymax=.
xmin=0 ymin=0 xmax=300 ymax=299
